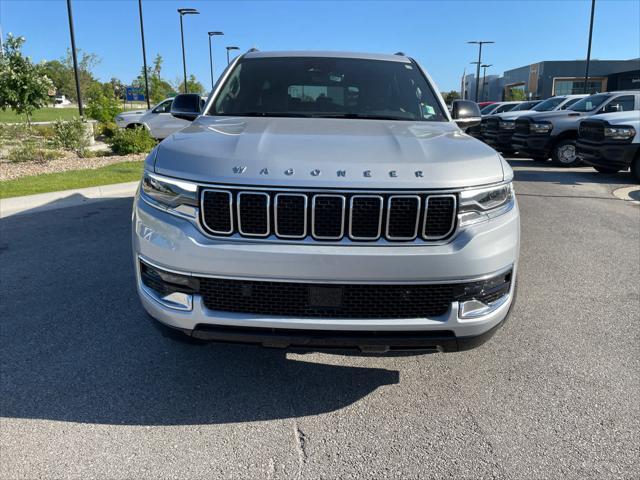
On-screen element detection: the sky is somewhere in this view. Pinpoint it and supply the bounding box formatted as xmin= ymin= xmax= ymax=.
xmin=1 ymin=0 xmax=639 ymax=93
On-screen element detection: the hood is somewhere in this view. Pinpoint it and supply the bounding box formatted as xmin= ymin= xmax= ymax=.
xmin=497 ymin=110 xmax=535 ymax=120
xmin=118 ymin=110 xmax=147 ymax=117
xmin=587 ymin=111 xmax=640 ymax=124
xmin=153 ymin=116 xmax=504 ymax=189
xmin=524 ymin=109 xmax=585 ymax=122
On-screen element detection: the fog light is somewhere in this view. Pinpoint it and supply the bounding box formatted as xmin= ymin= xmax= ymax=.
xmin=454 ymin=270 xmax=512 ymax=319
xmin=139 ymin=259 xmax=198 ymax=311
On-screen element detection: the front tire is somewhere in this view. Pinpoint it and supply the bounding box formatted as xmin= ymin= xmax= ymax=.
xmin=632 ymin=154 xmax=640 ymax=182
xmin=552 ymin=139 xmax=581 ymax=167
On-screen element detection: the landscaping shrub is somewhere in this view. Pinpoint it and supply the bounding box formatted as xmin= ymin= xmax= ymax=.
xmin=107 ymin=127 xmax=156 ymax=155
xmin=7 ymin=142 xmax=64 ymax=163
xmin=86 ymin=84 xmax=122 ymax=123
xmin=52 ymin=117 xmax=91 ymax=157
xmin=96 ymin=121 xmax=118 ymax=139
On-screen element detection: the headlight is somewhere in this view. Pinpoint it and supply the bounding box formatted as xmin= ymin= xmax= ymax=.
xmin=140 ymin=171 xmax=199 ymax=218
xmin=499 ymin=120 xmax=515 ymax=130
xmin=458 ymin=182 xmax=514 ymax=227
xmin=531 ymin=122 xmax=552 ymax=134
xmin=604 ymin=126 xmax=635 ymax=140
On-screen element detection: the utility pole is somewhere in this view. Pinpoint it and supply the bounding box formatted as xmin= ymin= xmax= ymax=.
xmin=467 ymin=40 xmax=494 ymax=102
xmin=66 ymin=0 xmax=83 ymax=116
xmin=178 ymin=8 xmax=199 ymax=93
xmin=138 ymin=0 xmax=151 ymax=109
xmin=584 ymin=0 xmax=596 ymax=94
xmin=481 ymin=64 xmax=492 ymax=101
xmin=208 ymin=31 xmax=224 ymax=92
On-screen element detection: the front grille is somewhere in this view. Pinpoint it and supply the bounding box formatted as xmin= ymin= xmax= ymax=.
xmin=579 ymin=120 xmax=605 ymax=142
xmin=200 ymin=278 xmax=455 ymax=318
xmin=483 ymin=117 xmax=499 ymax=135
xmin=201 ymin=188 xmax=457 ymax=243
xmin=515 ymin=119 xmax=530 ymax=135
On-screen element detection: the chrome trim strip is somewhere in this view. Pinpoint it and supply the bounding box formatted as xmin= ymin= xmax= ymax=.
xmin=274 ymin=193 xmax=308 ymax=239
xmin=349 ymin=195 xmax=383 ymax=240
xmin=311 ymin=194 xmax=346 ymax=240
xmin=386 ymin=195 xmax=421 ymax=241
xmin=237 ymin=191 xmax=270 ymax=237
xmin=137 ymin=255 xmax=515 ymax=286
xmin=422 ymin=194 xmax=457 ymax=240
xmin=200 ymin=189 xmax=234 ymax=235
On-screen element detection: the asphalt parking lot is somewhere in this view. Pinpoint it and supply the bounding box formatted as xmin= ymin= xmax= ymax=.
xmin=1 ymin=159 xmax=638 ymax=479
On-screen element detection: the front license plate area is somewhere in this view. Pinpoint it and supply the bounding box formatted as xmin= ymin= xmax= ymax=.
xmin=308 ymin=286 xmax=343 ymax=308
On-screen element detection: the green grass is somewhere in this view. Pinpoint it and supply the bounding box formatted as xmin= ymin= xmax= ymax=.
xmin=0 ymin=108 xmax=81 ymax=123
xmin=0 ymin=161 xmax=143 ymax=199
xmin=0 ymin=106 xmax=145 ymax=123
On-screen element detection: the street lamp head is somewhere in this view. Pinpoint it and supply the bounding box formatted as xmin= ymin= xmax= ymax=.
xmin=226 ymin=46 xmax=240 ymax=51
xmin=208 ymin=31 xmax=224 ymax=36
xmin=481 ymin=64 xmax=493 ymax=68
xmin=178 ymin=8 xmax=199 ymax=15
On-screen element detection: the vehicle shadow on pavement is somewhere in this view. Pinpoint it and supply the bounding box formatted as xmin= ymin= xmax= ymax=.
xmin=0 ymin=198 xmax=399 ymax=426
xmin=507 ymin=158 xmax=638 ymax=186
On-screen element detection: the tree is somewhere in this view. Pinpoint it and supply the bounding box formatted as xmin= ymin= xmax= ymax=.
xmin=506 ymin=87 xmax=527 ymax=101
xmin=0 ymin=34 xmax=54 ymax=125
xmin=174 ymin=74 xmax=204 ymax=95
xmin=442 ymin=90 xmax=460 ymax=105
xmin=152 ymin=54 xmax=163 ymax=78
xmin=60 ymin=48 xmax=101 ymax=104
xmin=86 ymin=82 xmax=122 ymax=123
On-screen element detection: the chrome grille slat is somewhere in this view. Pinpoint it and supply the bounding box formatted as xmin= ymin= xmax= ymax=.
xmin=312 ymin=194 xmax=346 ymax=240
xmin=386 ymin=195 xmax=421 ymax=241
xmin=200 ymin=187 xmax=457 ymax=244
xmin=349 ymin=195 xmax=383 ymax=240
xmin=274 ymin=193 xmax=307 ymax=239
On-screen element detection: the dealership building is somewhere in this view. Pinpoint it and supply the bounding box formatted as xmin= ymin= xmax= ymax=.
xmin=462 ymin=58 xmax=639 ymax=102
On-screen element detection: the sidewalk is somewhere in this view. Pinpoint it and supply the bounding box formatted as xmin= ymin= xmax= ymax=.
xmin=0 ymin=181 xmax=139 ymax=218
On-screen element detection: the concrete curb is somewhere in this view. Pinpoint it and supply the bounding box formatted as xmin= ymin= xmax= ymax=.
xmin=0 ymin=181 xmax=139 ymax=218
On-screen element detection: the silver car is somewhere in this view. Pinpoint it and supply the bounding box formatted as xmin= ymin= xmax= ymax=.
xmin=132 ymin=51 xmax=520 ymax=352
xmin=115 ymin=98 xmax=198 ymax=140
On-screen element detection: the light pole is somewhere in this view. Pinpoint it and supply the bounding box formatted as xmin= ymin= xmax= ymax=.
xmin=208 ymin=31 xmax=224 ymax=91
xmin=467 ymin=40 xmax=494 ymax=102
xmin=65 ymin=0 xmax=83 ymax=116
xmin=584 ymin=0 xmax=596 ymax=94
xmin=226 ymin=46 xmax=240 ymax=65
xmin=481 ymin=64 xmax=492 ymax=101
xmin=178 ymin=8 xmax=199 ymax=93
xmin=138 ymin=0 xmax=150 ymax=109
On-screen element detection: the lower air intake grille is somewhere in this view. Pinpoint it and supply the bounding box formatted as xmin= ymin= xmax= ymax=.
xmin=200 ymin=278 xmax=455 ymax=318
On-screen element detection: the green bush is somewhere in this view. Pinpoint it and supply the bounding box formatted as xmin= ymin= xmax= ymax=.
xmin=7 ymin=142 xmax=64 ymax=163
xmin=86 ymin=84 xmax=122 ymax=123
xmin=52 ymin=117 xmax=91 ymax=157
xmin=107 ymin=127 xmax=156 ymax=155
xmin=96 ymin=121 xmax=118 ymax=139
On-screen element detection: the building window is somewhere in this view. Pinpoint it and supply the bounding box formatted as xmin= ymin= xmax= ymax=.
xmin=553 ymin=78 xmax=605 ymax=95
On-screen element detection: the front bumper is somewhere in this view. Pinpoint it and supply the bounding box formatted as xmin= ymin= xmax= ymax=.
xmin=511 ymin=133 xmax=552 ymax=156
xmin=577 ymin=140 xmax=639 ymax=170
xmin=132 ymin=192 xmax=520 ymax=350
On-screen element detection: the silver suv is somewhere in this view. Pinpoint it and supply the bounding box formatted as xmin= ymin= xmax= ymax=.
xmin=133 ymin=51 xmax=520 ymax=352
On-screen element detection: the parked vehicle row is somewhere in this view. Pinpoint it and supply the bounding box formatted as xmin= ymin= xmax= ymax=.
xmin=468 ymin=91 xmax=640 ymax=178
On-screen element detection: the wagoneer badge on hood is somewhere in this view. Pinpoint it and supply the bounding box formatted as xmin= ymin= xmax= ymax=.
xmin=232 ymin=166 xmax=426 ymax=178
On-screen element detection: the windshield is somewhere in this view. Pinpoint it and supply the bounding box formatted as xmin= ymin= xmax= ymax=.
xmin=495 ymin=103 xmax=517 ymax=113
xmin=570 ymin=94 xmax=609 ymax=112
xmin=210 ymin=56 xmax=447 ymax=121
xmin=481 ymin=103 xmax=498 ymax=114
xmin=532 ymin=97 xmax=565 ymax=112
xmin=511 ymin=101 xmax=539 ymax=111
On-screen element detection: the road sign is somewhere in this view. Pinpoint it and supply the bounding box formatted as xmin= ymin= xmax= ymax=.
xmin=125 ymin=86 xmax=145 ymax=102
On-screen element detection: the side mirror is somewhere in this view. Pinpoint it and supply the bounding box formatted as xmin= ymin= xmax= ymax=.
xmin=170 ymin=94 xmax=202 ymax=121
xmin=451 ymin=100 xmax=482 ymax=128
